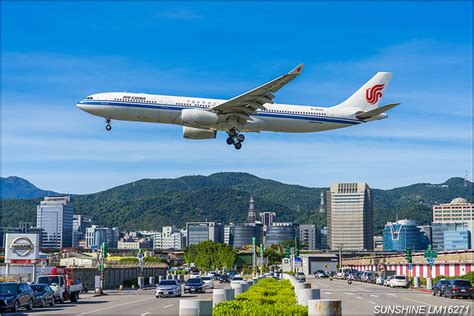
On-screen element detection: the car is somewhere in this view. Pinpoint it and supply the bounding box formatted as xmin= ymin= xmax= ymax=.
xmin=189 ymin=271 xmax=200 ymax=278
xmin=314 ymin=270 xmax=328 ymax=278
xmin=390 ymin=275 xmax=408 ymax=288
xmin=30 ymin=284 xmax=55 ymax=307
xmin=201 ymin=276 xmax=215 ymax=289
xmin=384 ymin=276 xmax=393 ymax=287
xmin=443 ymin=279 xmax=473 ymax=299
xmin=230 ymin=276 xmax=245 ymax=287
xmin=218 ymin=275 xmax=230 ymax=283
xmin=432 ymin=279 xmax=450 ymax=296
xmin=0 ymin=282 xmax=35 ymax=312
xmin=156 ymin=280 xmax=182 ymax=298
xmin=296 ymin=272 xmax=306 ymax=283
xmin=184 ymin=278 xmax=205 ymax=293
xmin=376 ymin=276 xmax=385 ymax=286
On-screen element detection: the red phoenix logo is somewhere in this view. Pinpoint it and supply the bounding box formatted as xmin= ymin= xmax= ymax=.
xmin=365 ymin=84 xmax=385 ymax=104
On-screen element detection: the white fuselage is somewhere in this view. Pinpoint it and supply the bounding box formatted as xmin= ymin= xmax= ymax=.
xmin=77 ymin=92 xmax=363 ymax=133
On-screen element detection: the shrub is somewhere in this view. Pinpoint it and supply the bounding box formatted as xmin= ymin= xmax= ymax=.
xmin=213 ymin=278 xmax=307 ymax=316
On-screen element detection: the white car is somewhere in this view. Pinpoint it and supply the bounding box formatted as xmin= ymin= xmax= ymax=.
xmin=201 ymin=276 xmax=215 ymax=289
xmin=156 ymin=280 xmax=181 ymax=298
xmin=389 ymin=275 xmax=408 ymax=288
xmin=230 ymin=276 xmax=245 ymax=286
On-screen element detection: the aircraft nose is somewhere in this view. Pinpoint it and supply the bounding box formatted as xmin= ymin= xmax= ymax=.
xmin=76 ymin=101 xmax=89 ymax=112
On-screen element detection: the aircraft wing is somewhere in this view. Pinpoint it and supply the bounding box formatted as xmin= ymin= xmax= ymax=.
xmin=210 ymin=64 xmax=304 ymax=120
xmin=356 ymin=103 xmax=401 ymax=120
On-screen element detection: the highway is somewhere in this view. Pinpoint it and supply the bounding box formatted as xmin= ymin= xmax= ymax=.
xmin=309 ymin=277 xmax=473 ymax=315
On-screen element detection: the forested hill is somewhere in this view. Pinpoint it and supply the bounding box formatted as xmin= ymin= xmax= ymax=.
xmin=1 ymin=176 xmax=59 ymax=199
xmin=0 ymin=173 xmax=472 ymax=234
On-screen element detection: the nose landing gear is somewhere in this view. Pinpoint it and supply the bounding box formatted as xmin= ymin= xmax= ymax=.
xmin=226 ymin=128 xmax=245 ymax=150
xmin=105 ymin=118 xmax=112 ymax=131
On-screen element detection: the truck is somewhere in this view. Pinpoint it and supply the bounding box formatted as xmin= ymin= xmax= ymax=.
xmin=36 ymin=268 xmax=82 ymax=304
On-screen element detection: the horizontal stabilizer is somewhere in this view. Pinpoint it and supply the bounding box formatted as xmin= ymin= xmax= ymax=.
xmin=356 ymin=103 xmax=401 ymax=120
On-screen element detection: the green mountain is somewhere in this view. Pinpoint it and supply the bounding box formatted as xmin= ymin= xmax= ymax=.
xmin=0 ymin=173 xmax=472 ymax=234
xmin=1 ymin=176 xmax=59 ymax=199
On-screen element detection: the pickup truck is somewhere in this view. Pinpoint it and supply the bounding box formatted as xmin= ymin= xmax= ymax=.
xmin=37 ymin=274 xmax=82 ymax=303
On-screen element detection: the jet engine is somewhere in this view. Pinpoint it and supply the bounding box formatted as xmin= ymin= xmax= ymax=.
xmin=183 ymin=126 xmax=217 ymax=139
xmin=181 ymin=109 xmax=219 ymax=126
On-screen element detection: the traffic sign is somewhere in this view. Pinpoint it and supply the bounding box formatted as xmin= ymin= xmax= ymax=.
xmin=137 ymin=253 xmax=144 ymax=260
xmin=427 ymin=258 xmax=434 ymax=265
xmin=424 ymin=245 xmax=438 ymax=259
xmin=408 ymin=264 xmax=413 ymax=270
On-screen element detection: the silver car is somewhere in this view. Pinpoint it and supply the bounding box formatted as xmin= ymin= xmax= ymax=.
xmin=156 ymin=280 xmax=181 ymax=298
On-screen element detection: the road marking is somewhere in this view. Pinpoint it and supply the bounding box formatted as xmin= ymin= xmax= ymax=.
xmin=370 ymin=294 xmax=379 ymax=298
xmin=142 ymin=313 xmax=151 ymax=316
xmin=324 ymin=292 xmax=332 ymax=295
xmin=163 ymin=304 xmax=173 ymax=309
xmin=386 ymin=293 xmax=397 ymax=297
xmin=368 ymin=301 xmax=376 ymax=305
xmin=346 ymin=293 xmax=354 ymax=296
xmin=81 ymin=297 xmax=155 ymax=314
xmin=356 ymin=296 xmax=363 ymax=300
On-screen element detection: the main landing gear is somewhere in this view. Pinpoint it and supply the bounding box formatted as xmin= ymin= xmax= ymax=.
xmin=105 ymin=118 xmax=112 ymax=131
xmin=226 ymin=128 xmax=245 ymax=150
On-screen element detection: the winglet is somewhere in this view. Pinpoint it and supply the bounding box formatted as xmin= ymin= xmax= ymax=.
xmin=289 ymin=64 xmax=304 ymax=75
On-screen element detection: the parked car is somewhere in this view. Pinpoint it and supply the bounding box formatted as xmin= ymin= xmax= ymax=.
xmin=30 ymin=284 xmax=55 ymax=307
xmin=443 ymin=279 xmax=473 ymax=299
xmin=384 ymin=276 xmax=393 ymax=287
xmin=0 ymin=282 xmax=35 ymax=312
xmin=390 ymin=275 xmax=408 ymax=288
xmin=156 ymin=280 xmax=182 ymax=298
xmin=201 ymin=276 xmax=215 ymax=289
xmin=184 ymin=278 xmax=205 ymax=293
xmin=432 ymin=279 xmax=450 ymax=296
xmin=296 ymin=272 xmax=306 ymax=283
xmin=218 ymin=275 xmax=230 ymax=283
xmin=230 ymin=276 xmax=245 ymax=287
xmin=189 ymin=271 xmax=200 ymax=278
xmin=314 ymin=270 xmax=328 ymax=278
xmin=376 ymin=276 xmax=385 ymax=285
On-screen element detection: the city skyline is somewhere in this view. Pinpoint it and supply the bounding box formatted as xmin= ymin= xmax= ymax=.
xmin=2 ymin=2 xmax=472 ymax=194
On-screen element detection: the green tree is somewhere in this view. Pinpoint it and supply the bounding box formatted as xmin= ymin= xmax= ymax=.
xmin=184 ymin=241 xmax=237 ymax=271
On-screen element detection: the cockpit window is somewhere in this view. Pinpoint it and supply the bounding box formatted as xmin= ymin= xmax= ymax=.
xmin=86 ymin=96 xmax=93 ymax=100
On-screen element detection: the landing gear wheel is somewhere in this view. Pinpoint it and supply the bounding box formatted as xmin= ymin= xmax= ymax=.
xmin=226 ymin=137 xmax=234 ymax=145
xmin=228 ymin=129 xmax=237 ymax=137
xmin=237 ymin=134 xmax=245 ymax=142
xmin=234 ymin=142 xmax=242 ymax=150
xmin=106 ymin=124 xmax=112 ymax=131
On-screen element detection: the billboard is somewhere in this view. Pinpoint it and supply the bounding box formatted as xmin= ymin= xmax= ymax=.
xmin=5 ymin=233 xmax=40 ymax=264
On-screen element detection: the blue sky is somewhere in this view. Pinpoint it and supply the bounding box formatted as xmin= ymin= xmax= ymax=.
xmin=2 ymin=2 xmax=472 ymax=194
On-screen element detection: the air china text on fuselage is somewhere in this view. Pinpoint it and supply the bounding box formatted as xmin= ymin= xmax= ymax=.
xmin=77 ymin=65 xmax=400 ymax=150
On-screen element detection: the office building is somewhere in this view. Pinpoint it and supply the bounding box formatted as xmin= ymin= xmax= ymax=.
xmin=36 ymin=196 xmax=74 ymax=248
xmin=319 ymin=191 xmax=326 ymax=214
xmin=383 ymin=219 xmax=430 ymax=251
xmin=431 ymin=222 xmax=471 ymax=250
xmin=231 ymin=223 xmax=263 ymax=249
xmin=433 ymin=198 xmax=473 ymax=223
xmin=73 ymin=215 xmax=92 ymax=248
xmin=327 ymin=183 xmax=373 ymax=251
xmin=259 ymin=212 xmax=276 ymax=228
xmin=298 ymin=224 xmax=319 ymax=250
xmin=224 ymin=224 xmax=235 ymax=245
xmin=444 ymin=230 xmax=471 ymax=250
xmin=86 ymin=225 xmax=119 ymax=249
xmin=118 ymin=239 xmax=153 ymax=250
xmin=266 ymin=222 xmax=297 ymax=247
xmin=247 ymin=195 xmax=256 ymax=223
xmin=186 ymin=222 xmax=224 ymax=246
xmin=320 ymin=227 xmax=328 ymax=250
xmin=154 ymin=226 xmax=183 ymax=250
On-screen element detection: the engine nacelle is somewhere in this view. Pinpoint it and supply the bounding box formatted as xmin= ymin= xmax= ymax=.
xmin=181 ymin=109 xmax=219 ymax=127
xmin=183 ymin=126 xmax=217 ymax=140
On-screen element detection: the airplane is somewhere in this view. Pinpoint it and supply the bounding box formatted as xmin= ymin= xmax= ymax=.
xmin=77 ymin=64 xmax=400 ymax=150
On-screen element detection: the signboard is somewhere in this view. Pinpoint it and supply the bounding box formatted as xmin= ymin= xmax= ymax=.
xmin=408 ymin=264 xmax=413 ymax=270
xmin=5 ymin=233 xmax=40 ymax=264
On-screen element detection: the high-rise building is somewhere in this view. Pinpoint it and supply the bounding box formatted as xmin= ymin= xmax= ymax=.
xmin=86 ymin=225 xmax=119 ymax=249
xmin=36 ymin=196 xmax=74 ymax=248
xmin=231 ymin=222 xmax=263 ymax=249
xmin=319 ymin=191 xmax=326 ymax=214
xmin=247 ymin=195 xmax=256 ymax=223
xmin=320 ymin=227 xmax=328 ymax=250
xmin=444 ymin=230 xmax=471 ymax=250
xmin=383 ymin=219 xmax=430 ymax=251
xmin=186 ymin=222 xmax=224 ymax=246
xmin=327 ymin=183 xmax=373 ymax=251
xmin=266 ymin=222 xmax=297 ymax=247
xmin=259 ymin=212 xmax=276 ymax=228
xmin=299 ymin=224 xmax=319 ymax=250
xmin=73 ymin=215 xmax=92 ymax=248
xmin=433 ymin=198 xmax=473 ymax=223
xmin=431 ymin=222 xmax=471 ymax=250
xmin=224 ymin=224 xmax=235 ymax=245
xmin=154 ymin=226 xmax=183 ymax=250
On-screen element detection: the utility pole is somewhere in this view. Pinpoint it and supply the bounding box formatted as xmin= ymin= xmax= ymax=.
xmin=338 ymin=244 xmax=343 ymax=270
xmin=252 ymin=237 xmax=256 ymax=276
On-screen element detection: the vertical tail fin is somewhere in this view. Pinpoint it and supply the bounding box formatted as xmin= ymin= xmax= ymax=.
xmin=333 ymin=72 xmax=392 ymax=111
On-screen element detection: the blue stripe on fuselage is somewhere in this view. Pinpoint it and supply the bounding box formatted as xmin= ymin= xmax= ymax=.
xmin=79 ymin=100 xmax=361 ymax=125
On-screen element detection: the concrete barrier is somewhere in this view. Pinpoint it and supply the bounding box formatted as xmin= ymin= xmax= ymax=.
xmin=241 ymin=282 xmax=250 ymax=293
xmin=414 ymin=277 xmax=420 ymax=288
xmin=179 ymin=299 xmax=213 ymax=316
xmin=294 ymin=283 xmax=306 ymax=293
xmin=149 ymin=276 xmax=155 ymax=286
xmin=225 ymin=288 xmax=235 ymax=301
xmin=138 ymin=276 xmax=145 ymax=289
xmin=231 ymin=282 xmax=243 ymax=296
xmin=426 ymin=278 xmax=433 ymax=290
xmin=213 ymin=289 xmax=235 ymax=306
xmin=308 ymin=299 xmax=341 ymax=316
xmin=158 ymin=276 xmax=163 ymax=283
xmin=297 ymin=289 xmax=321 ymax=306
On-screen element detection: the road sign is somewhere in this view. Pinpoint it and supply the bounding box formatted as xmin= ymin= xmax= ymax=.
xmin=295 ymin=257 xmax=302 ymax=263
xmin=427 ymin=258 xmax=434 ymax=265
xmin=424 ymin=245 xmax=438 ymax=259
xmin=137 ymin=253 xmax=144 ymax=260
xmin=408 ymin=264 xmax=413 ymax=270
